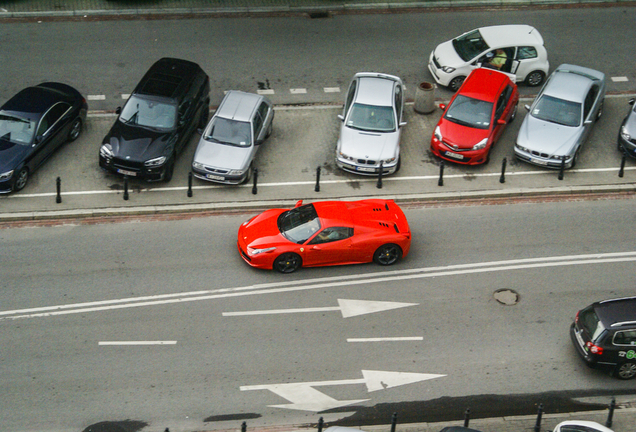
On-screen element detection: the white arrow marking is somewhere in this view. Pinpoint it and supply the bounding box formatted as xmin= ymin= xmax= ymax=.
xmin=241 ymin=370 xmax=445 ymax=412
xmin=223 ymin=298 xmax=418 ymax=318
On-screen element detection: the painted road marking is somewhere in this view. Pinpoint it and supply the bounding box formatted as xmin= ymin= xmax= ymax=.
xmin=121 ymin=93 xmax=130 ymax=99
xmin=347 ymin=337 xmax=423 ymax=342
xmin=241 ymin=369 xmax=445 ymax=412
xmin=290 ymin=88 xmax=307 ymax=94
xmin=611 ymin=76 xmax=629 ymax=82
xmin=1 ymin=251 xmax=635 ymax=321
xmin=98 ymin=341 xmax=177 ymax=345
xmin=223 ymin=299 xmax=418 ymax=318
xmin=87 ymin=95 xmax=106 ymax=101
xmin=257 ymin=89 xmax=275 ymax=95
xmin=324 ymin=87 xmax=341 ymax=93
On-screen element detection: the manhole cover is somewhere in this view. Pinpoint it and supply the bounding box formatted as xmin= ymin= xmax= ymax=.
xmin=494 ymin=288 xmax=519 ymax=305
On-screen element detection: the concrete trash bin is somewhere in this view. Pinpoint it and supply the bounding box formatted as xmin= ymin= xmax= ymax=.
xmin=414 ymin=81 xmax=435 ymax=114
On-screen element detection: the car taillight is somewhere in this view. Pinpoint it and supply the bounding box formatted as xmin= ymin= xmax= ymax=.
xmin=586 ymin=341 xmax=603 ymax=355
xmin=574 ymin=311 xmax=580 ymax=324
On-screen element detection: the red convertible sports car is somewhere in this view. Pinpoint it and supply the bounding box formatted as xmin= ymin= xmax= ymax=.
xmin=237 ymin=199 xmax=411 ymax=273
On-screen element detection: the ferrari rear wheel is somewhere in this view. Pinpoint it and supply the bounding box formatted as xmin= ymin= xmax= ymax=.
xmin=373 ymin=244 xmax=402 ymax=266
xmin=273 ymin=252 xmax=302 ymax=273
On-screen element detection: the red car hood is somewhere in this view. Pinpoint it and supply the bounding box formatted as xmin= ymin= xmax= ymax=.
xmin=238 ymin=209 xmax=288 ymax=249
xmin=438 ymin=118 xmax=489 ymax=149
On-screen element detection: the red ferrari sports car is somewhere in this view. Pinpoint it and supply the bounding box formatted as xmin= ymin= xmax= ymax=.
xmin=237 ymin=199 xmax=411 ymax=273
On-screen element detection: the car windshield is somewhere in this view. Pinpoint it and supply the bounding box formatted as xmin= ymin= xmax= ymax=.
xmin=119 ymin=95 xmax=177 ymax=130
xmin=579 ymin=308 xmax=606 ymax=342
xmin=444 ymin=95 xmax=493 ymax=129
xmin=204 ymin=117 xmax=251 ymax=147
xmin=0 ymin=113 xmax=36 ymax=146
xmin=277 ymin=204 xmax=321 ymax=244
xmin=347 ymin=103 xmax=395 ymax=132
xmin=531 ymin=95 xmax=581 ymax=127
xmin=452 ymin=29 xmax=490 ymax=62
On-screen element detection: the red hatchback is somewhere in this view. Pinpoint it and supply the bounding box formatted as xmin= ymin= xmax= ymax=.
xmin=430 ymin=68 xmax=519 ymax=165
xmin=237 ymin=199 xmax=411 ymax=273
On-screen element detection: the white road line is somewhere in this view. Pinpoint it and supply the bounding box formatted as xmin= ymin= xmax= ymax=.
xmin=290 ymin=88 xmax=307 ymax=94
xmin=87 ymin=95 xmax=106 ymax=101
xmin=1 ymin=251 xmax=635 ymax=321
xmin=121 ymin=93 xmax=130 ymax=99
xmin=324 ymin=87 xmax=341 ymax=93
xmin=98 ymin=341 xmax=177 ymax=346
xmin=224 ymin=306 xmax=339 ymax=316
xmin=611 ymin=76 xmax=629 ymax=82
xmin=257 ymin=89 xmax=275 ymax=95
xmin=347 ymin=337 xmax=423 ymax=342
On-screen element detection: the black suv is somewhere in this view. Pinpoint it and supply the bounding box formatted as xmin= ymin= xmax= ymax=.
xmin=99 ymin=58 xmax=210 ymax=182
xmin=570 ymin=296 xmax=636 ymax=380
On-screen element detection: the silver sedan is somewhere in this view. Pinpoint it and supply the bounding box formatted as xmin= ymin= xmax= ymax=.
xmin=514 ymin=64 xmax=605 ymax=169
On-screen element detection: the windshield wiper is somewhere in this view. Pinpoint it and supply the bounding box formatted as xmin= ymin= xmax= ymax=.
xmin=122 ymin=111 xmax=139 ymax=125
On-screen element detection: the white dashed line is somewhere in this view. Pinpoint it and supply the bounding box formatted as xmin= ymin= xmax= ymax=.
xmin=98 ymin=341 xmax=177 ymax=346
xmin=347 ymin=337 xmax=424 ymax=342
xmin=290 ymin=88 xmax=307 ymax=94
xmin=121 ymin=93 xmax=130 ymax=99
xmin=611 ymin=76 xmax=629 ymax=82
xmin=324 ymin=87 xmax=341 ymax=93
xmin=87 ymin=95 xmax=106 ymax=101
xmin=257 ymin=89 xmax=275 ymax=95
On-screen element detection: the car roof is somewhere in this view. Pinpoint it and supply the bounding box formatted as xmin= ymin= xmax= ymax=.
xmin=478 ymin=25 xmax=544 ymax=47
xmin=134 ymin=57 xmax=205 ymax=100
xmin=594 ymin=296 xmax=636 ymax=328
xmin=542 ymin=65 xmax=602 ymax=103
xmin=216 ymin=91 xmax=263 ymax=122
xmin=1 ymin=83 xmax=73 ymax=118
xmin=354 ymin=73 xmax=399 ymax=107
xmin=458 ymin=69 xmax=512 ymax=102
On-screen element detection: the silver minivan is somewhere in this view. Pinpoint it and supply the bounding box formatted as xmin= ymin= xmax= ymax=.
xmin=192 ymin=90 xmax=274 ymax=184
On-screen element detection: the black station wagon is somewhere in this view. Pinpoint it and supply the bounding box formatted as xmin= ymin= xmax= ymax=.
xmin=99 ymin=57 xmax=210 ymax=182
xmin=570 ymin=296 xmax=636 ymax=380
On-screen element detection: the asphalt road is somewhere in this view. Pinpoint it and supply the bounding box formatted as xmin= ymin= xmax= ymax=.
xmin=1 ymin=199 xmax=635 ymax=432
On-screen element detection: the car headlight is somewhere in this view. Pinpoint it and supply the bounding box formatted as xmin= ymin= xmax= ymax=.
xmin=144 ymin=156 xmax=167 ymax=167
xmin=100 ymin=143 xmax=113 ymax=158
xmin=441 ymin=66 xmax=456 ymax=73
xmin=383 ymin=157 xmax=396 ymax=163
xmin=339 ymin=151 xmax=354 ymax=161
xmin=434 ymin=126 xmax=442 ymax=142
xmin=0 ymin=170 xmax=14 ymax=181
xmin=192 ymin=161 xmax=205 ymax=170
xmin=472 ymin=138 xmax=488 ymax=151
xmin=248 ymin=246 xmax=276 ymax=255
xmin=620 ymin=125 xmax=631 ymax=141
xmin=228 ymin=169 xmax=246 ymax=176
xmin=515 ymin=143 xmax=529 ymax=153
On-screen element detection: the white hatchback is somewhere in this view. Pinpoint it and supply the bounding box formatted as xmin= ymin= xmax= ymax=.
xmin=428 ymin=25 xmax=550 ymax=92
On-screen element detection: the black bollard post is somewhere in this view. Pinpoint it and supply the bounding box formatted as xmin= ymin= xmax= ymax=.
xmin=187 ymin=171 xmax=193 ymax=197
xmin=123 ymin=176 xmax=129 ymax=201
xmin=317 ymin=417 xmax=324 ymax=432
xmin=164 ymin=429 xmax=170 ymax=432
xmin=438 ymin=160 xmax=445 ymax=186
xmin=56 ymin=176 xmax=62 ymax=204
xmin=558 ymin=158 xmax=565 ymax=181
xmin=252 ymin=168 xmax=258 ymax=195
xmin=533 ymin=403 xmax=543 ymax=432
xmin=241 ymin=421 xmax=247 ymax=432
xmin=315 ymin=166 xmax=321 ymax=192
xmin=618 ymin=154 xmax=626 ymax=178
xmin=390 ymin=412 xmax=398 ymax=432
xmin=377 ymin=162 xmax=383 ymax=189
xmin=499 ymin=157 xmax=507 ymax=184
xmin=606 ymin=398 xmax=616 ymax=427
xmin=463 ymin=408 xmax=470 ymax=427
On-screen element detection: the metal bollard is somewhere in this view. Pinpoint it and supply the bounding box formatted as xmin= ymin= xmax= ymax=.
xmin=438 ymin=160 xmax=445 ymax=186
xmin=606 ymin=398 xmax=616 ymax=427
xmin=499 ymin=158 xmax=507 ymax=184
xmin=56 ymin=176 xmax=62 ymax=204
xmin=123 ymin=176 xmax=129 ymax=201
xmin=377 ymin=162 xmax=383 ymax=189
xmin=187 ymin=171 xmax=193 ymax=197
xmin=252 ymin=168 xmax=258 ymax=195
xmin=315 ymin=166 xmax=321 ymax=192
xmin=534 ymin=403 xmax=544 ymax=432
xmin=241 ymin=421 xmax=247 ymax=432
xmin=618 ymin=154 xmax=626 ymax=178
xmin=463 ymin=408 xmax=471 ymax=427
xmin=390 ymin=412 xmax=398 ymax=432
xmin=558 ymin=159 xmax=565 ymax=181
xmin=317 ymin=417 xmax=324 ymax=432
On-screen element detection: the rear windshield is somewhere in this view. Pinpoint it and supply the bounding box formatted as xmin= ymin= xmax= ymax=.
xmin=277 ymin=204 xmax=321 ymax=244
xmin=579 ymin=308 xmax=606 ymax=342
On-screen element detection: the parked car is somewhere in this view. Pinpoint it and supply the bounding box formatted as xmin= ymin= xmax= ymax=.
xmin=191 ymin=90 xmax=273 ymax=184
xmin=0 ymin=82 xmax=87 ymax=193
xmin=428 ymin=25 xmax=549 ymax=91
xmin=570 ymin=296 xmax=636 ymax=380
xmin=553 ymin=420 xmax=614 ymax=432
xmin=617 ymin=98 xmax=636 ymax=158
xmin=237 ymin=199 xmax=411 ymax=273
xmin=336 ymin=72 xmax=406 ymax=176
xmin=430 ymin=68 xmax=519 ymax=165
xmin=515 ymin=64 xmax=606 ymax=169
xmin=99 ymin=57 xmax=210 ymax=182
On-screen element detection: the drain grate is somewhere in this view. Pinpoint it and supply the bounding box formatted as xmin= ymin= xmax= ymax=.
xmin=494 ymin=288 xmax=520 ymax=305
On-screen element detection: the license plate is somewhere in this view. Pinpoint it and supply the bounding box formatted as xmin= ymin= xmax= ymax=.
xmin=117 ymin=169 xmax=137 ymax=176
xmin=530 ymin=158 xmax=549 ymax=166
xmin=444 ymin=151 xmax=464 ymax=160
xmin=356 ymin=166 xmax=376 ymax=172
xmin=206 ymin=174 xmax=225 ymax=181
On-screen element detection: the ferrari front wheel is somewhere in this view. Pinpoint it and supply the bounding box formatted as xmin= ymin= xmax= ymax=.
xmin=373 ymin=244 xmax=402 ymax=266
xmin=273 ymin=253 xmax=302 ymax=273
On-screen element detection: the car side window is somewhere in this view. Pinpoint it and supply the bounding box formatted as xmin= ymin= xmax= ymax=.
xmin=613 ymin=330 xmax=636 ymax=346
xmin=253 ymin=111 xmax=264 ymax=140
xmin=344 ymin=81 xmax=357 ymax=116
xmin=394 ymin=85 xmax=403 ymax=123
xmin=36 ymin=102 xmax=70 ymax=138
xmin=583 ymin=85 xmax=599 ymax=119
xmin=257 ymin=101 xmax=270 ymax=122
xmin=517 ymin=46 xmax=538 ymax=60
xmin=495 ymin=86 xmax=512 ymax=119
xmin=178 ymin=101 xmax=191 ymax=122
xmin=308 ymin=227 xmax=353 ymax=245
